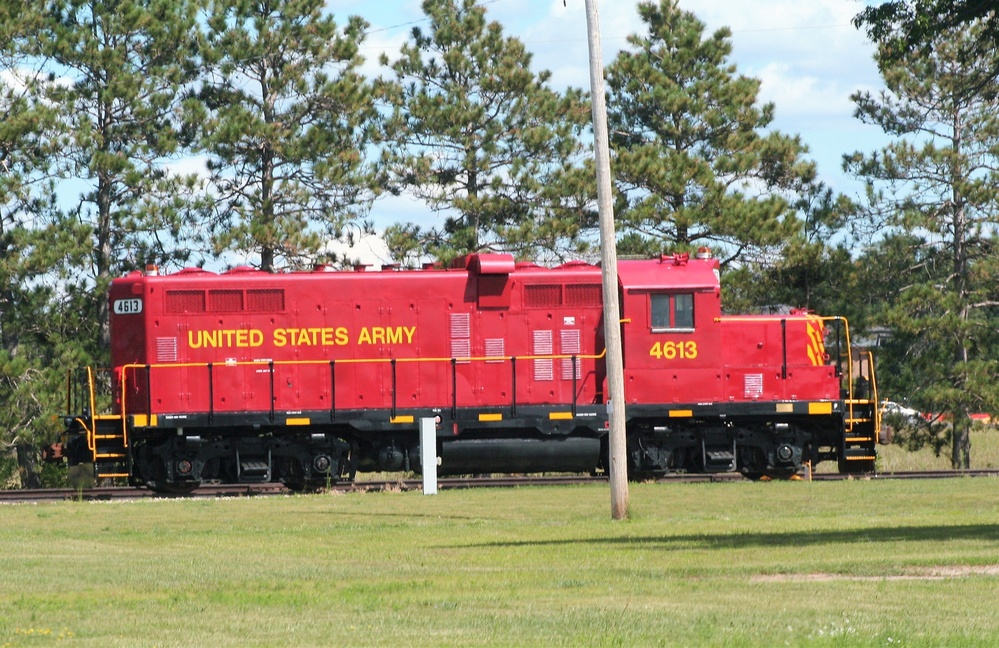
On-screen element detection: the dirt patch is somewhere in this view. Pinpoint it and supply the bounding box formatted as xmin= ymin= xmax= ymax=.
xmin=753 ymin=565 xmax=999 ymax=582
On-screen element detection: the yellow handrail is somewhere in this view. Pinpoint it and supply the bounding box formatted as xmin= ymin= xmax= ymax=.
xmin=118 ymin=349 xmax=609 ymax=420
xmin=865 ymin=350 xmax=882 ymax=434
xmin=78 ymin=417 xmax=96 ymax=457
xmin=84 ymin=367 xmax=101 ymax=456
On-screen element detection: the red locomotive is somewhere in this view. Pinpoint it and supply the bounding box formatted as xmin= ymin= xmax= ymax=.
xmin=53 ymin=251 xmax=881 ymax=492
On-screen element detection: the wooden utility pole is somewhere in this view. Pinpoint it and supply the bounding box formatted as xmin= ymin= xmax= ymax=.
xmin=583 ymin=0 xmax=629 ymax=520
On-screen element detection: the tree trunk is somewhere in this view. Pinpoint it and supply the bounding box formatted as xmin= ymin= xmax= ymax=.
xmin=951 ymin=418 xmax=971 ymax=469
xmin=16 ymin=443 xmax=42 ymax=489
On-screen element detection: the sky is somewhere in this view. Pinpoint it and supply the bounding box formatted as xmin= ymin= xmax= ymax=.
xmin=323 ymin=0 xmax=888 ymax=258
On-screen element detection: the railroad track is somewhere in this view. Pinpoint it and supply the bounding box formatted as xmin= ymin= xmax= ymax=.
xmin=0 ymin=482 xmax=291 ymax=504
xmin=803 ymin=469 xmax=999 ymax=481
xmin=2 ymin=469 xmax=998 ymax=504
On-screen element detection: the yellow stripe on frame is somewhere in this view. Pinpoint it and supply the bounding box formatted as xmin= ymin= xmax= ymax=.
xmin=808 ymin=402 xmax=833 ymax=415
xmin=286 ymin=417 xmax=311 ymax=426
xmin=668 ymin=409 xmax=693 ymax=418
xmin=479 ymin=413 xmax=503 ymax=422
xmin=549 ymin=412 xmax=573 ymax=420
xmin=391 ymin=415 xmax=415 ymax=424
xmin=776 ymin=403 xmax=794 ymax=413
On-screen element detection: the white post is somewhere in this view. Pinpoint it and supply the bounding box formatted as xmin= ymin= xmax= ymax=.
xmin=420 ymin=417 xmax=438 ymax=495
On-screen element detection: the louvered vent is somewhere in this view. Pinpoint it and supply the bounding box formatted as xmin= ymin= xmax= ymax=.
xmin=450 ymin=313 xmax=471 ymax=363
xmin=745 ymin=373 xmax=764 ymax=398
xmin=156 ymin=337 xmax=178 ymax=362
xmin=560 ymin=329 xmax=581 ymax=380
xmin=450 ymin=339 xmax=471 ymax=362
xmin=450 ymin=313 xmax=470 ymax=338
xmin=485 ymin=338 xmax=505 ymax=363
xmin=533 ymin=330 xmax=553 ymax=381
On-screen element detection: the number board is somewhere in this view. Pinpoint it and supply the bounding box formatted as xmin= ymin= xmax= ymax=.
xmin=113 ymin=298 xmax=143 ymax=315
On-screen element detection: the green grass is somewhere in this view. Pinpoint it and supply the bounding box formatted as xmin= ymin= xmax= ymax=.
xmin=877 ymin=426 xmax=999 ymax=471
xmin=803 ymin=425 xmax=999 ymax=473
xmin=3 ymin=479 xmax=999 ymax=646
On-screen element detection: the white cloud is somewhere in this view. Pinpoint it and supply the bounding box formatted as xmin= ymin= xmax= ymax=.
xmin=164 ymin=154 xmax=210 ymax=180
xmin=755 ymin=62 xmax=851 ymax=119
xmin=328 ymin=0 xmax=890 ymax=218
xmin=355 ymin=20 xmax=414 ymax=80
xmin=324 ymin=232 xmax=394 ymax=267
xmin=0 ymin=68 xmax=29 ymax=92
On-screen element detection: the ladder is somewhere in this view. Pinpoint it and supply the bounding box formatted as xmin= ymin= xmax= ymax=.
xmin=65 ymin=367 xmax=130 ymax=481
xmin=839 ymin=349 xmax=881 ymax=473
xmin=841 ymin=400 xmax=878 ymax=473
xmin=89 ymin=415 xmax=130 ymax=480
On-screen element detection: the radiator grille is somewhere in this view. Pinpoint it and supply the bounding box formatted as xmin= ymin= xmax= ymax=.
xmin=565 ymin=284 xmax=602 ymax=307
xmin=524 ymin=284 xmax=561 ymax=308
xmin=165 ymin=290 xmax=205 ymax=313
xmin=247 ymin=289 xmax=285 ymax=311
xmin=208 ymin=289 xmax=243 ymax=312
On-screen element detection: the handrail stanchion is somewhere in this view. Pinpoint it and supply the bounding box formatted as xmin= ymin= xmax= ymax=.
xmin=145 ymin=364 xmax=152 ymax=417
xmin=391 ymin=358 xmax=397 ymax=419
xmin=207 ymin=363 xmax=214 ymax=424
xmin=511 ymin=356 xmax=517 ymax=417
xmin=329 ymin=360 xmax=336 ymax=421
xmin=572 ymin=354 xmax=578 ymax=416
xmin=268 ymin=360 xmax=275 ymax=423
xmin=451 ymin=358 xmax=457 ymax=420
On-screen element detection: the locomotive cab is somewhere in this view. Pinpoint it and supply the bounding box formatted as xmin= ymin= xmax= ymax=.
xmin=616 ymin=252 xmax=878 ymax=477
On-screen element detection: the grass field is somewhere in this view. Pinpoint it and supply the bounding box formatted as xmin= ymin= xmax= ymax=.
xmin=811 ymin=426 xmax=999 ymax=473
xmin=3 ymin=477 xmax=999 ymax=647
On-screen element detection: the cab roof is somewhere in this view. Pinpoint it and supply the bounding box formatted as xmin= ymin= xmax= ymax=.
xmin=617 ymin=255 xmax=720 ymax=292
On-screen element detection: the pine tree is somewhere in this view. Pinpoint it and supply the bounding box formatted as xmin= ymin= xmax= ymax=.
xmin=32 ymin=0 xmax=204 ymax=346
xmin=855 ymin=1 xmax=999 ymax=82
xmin=723 ymin=183 xmax=858 ymax=318
xmin=846 ymin=21 xmax=999 ymax=468
xmin=194 ymin=0 xmax=379 ymax=271
xmin=1 ymin=0 xmax=106 ymax=486
xmin=378 ymin=0 xmax=593 ymax=265
xmin=605 ymin=0 xmax=814 ymax=263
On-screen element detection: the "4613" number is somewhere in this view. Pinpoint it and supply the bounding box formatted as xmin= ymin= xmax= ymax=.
xmin=649 ymin=340 xmax=698 ymax=360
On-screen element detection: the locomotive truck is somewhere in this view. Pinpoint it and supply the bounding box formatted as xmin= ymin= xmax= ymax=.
xmin=50 ymin=250 xmax=881 ymax=492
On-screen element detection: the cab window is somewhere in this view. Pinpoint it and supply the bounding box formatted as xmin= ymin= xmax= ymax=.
xmin=674 ymin=294 xmax=693 ymax=328
xmin=650 ymin=293 xmax=694 ymax=331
